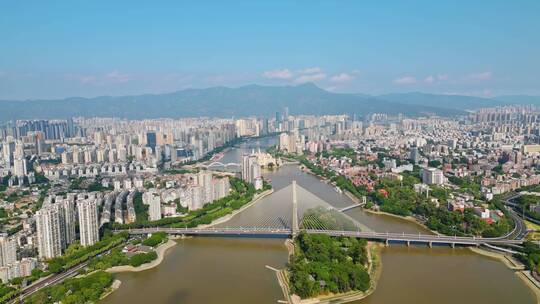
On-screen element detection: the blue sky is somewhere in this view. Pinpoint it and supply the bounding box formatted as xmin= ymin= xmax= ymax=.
xmin=0 ymin=1 xmax=539 ymax=99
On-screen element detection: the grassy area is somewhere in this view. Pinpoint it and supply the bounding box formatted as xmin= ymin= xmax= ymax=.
xmin=142 ymin=232 xmax=168 ymax=247
xmin=133 ymin=192 xmax=149 ymax=222
xmin=526 ymin=232 xmax=540 ymax=241
xmin=525 ymin=220 xmax=540 ymax=231
xmin=0 ymin=283 xmax=18 ymax=303
xmin=47 ymin=232 xmax=128 ymax=273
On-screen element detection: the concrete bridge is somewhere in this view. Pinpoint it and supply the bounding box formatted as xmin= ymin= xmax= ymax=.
xmin=122 ymin=226 xmax=524 ymax=247
xmin=118 ymin=181 xmax=526 ymax=249
xmin=339 ymin=203 xmax=364 ymax=212
xmin=205 ymin=161 xmax=241 ymax=168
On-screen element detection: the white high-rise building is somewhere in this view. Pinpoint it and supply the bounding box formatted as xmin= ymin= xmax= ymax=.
xmin=279 ymin=133 xmax=290 ymax=152
xmin=13 ymin=156 xmax=27 ymax=178
xmin=197 ymin=171 xmax=214 ymax=203
xmin=143 ymin=190 xmax=162 ymax=221
xmin=0 ymin=234 xmax=16 ymax=267
xmin=422 ymin=168 xmax=445 ymax=185
xmin=242 ymin=153 xmax=260 ymax=185
xmin=36 ymin=205 xmax=64 ymax=259
xmin=2 ymin=139 xmax=15 ymax=168
xmin=60 ymin=199 xmax=77 ymax=246
xmin=77 ymin=199 xmax=100 ymax=247
xmin=190 ymin=186 xmax=204 ymax=210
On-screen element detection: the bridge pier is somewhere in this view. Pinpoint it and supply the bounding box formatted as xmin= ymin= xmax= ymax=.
xmin=385 ymin=239 xmax=389 ymax=247
xmin=428 ymin=241 xmax=432 ymax=248
xmin=451 ymin=242 xmax=455 ymax=249
xmin=406 ymin=240 xmax=410 ymax=247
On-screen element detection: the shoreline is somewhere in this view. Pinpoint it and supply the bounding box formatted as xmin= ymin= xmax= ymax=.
xmin=469 ymin=246 xmax=540 ymax=303
xmin=468 ymin=246 xmax=524 ymax=270
xmin=363 ymin=209 xmax=437 ymax=234
xmin=100 ymin=279 xmax=122 ymax=300
xmin=106 ymin=239 xmax=177 ymax=273
xmin=300 ymin=162 xmax=435 ymax=235
xmin=204 ymin=188 xmax=274 ymax=228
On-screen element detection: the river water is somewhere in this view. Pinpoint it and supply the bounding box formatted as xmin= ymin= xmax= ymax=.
xmin=102 ymin=137 xmax=537 ymax=304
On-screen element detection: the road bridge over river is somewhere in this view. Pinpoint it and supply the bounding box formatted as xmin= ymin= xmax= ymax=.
xmin=119 ymin=181 xmax=525 ymax=248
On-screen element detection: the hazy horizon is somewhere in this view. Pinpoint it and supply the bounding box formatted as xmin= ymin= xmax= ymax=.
xmin=1 ymin=82 xmax=539 ymax=102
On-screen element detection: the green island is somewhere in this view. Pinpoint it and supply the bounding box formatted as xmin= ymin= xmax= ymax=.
xmin=288 ymin=232 xmax=371 ymax=299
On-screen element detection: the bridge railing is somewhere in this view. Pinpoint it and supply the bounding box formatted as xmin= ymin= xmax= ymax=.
xmin=122 ymin=227 xmax=521 ymax=243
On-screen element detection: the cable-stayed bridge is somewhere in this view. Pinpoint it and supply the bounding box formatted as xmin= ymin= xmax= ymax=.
xmin=120 ymin=181 xmax=525 ymax=247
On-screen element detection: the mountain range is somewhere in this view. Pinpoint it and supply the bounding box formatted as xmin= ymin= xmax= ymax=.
xmin=0 ymin=83 xmax=538 ymax=121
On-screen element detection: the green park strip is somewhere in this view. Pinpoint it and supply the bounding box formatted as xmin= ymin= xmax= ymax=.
xmin=47 ymin=232 xmax=129 ymax=274
xmin=0 ymin=284 xmax=19 ymax=304
xmin=25 ymin=271 xmax=114 ymax=304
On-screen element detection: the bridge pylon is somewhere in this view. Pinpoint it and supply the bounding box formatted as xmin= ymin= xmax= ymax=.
xmin=292 ymin=180 xmax=299 ymax=237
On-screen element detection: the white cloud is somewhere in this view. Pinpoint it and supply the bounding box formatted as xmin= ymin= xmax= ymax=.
xmin=262 ymin=69 xmax=293 ymax=79
xmin=465 ymin=71 xmax=492 ymax=81
xmin=298 ymin=67 xmax=323 ymax=74
xmin=330 ymin=73 xmax=355 ymax=83
xmin=106 ymin=70 xmax=131 ymax=83
xmin=424 ymin=75 xmax=435 ymax=84
xmin=294 ymin=73 xmax=326 ymax=83
xmin=80 ymin=75 xmax=97 ymax=84
xmin=394 ymin=76 xmax=417 ymax=85
xmin=437 ymin=74 xmax=448 ymax=81
xmin=425 ymin=74 xmax=449 ymax=84
xmin=482 ymin=89 xmax=493 ymax=97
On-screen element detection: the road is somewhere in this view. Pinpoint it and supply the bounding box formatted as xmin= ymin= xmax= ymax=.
xmin=120 ymin=227 xmax=524 ymax=246
xmin=504 ymin=193 xmax=534 ymax=240
xmin=9 ymin=248 xmax=115 ymax=303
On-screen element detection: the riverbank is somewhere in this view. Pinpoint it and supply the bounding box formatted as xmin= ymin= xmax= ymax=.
xmin=205 ymin=188 xmax=274 ymax=227
xmin=469 ymin=247 xmax=524 ymax=270
xmin=518 ymin=271 xmax=540 ymax=304
xmin=469 ymin=246 xmax=540 ymax=303
xmin=363 ymin=208 xmax=437 ymax=234
xmin=299 ymin=163 xmax=432 ymax=233
xmin=106 ymin=239 xmax=177 ymax=273
xmin=100 ymin=279 xmax=122 ymax=300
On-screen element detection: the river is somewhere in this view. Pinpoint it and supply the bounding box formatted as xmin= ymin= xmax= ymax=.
xmin=101 ymin=137 xmax=537 ymax=304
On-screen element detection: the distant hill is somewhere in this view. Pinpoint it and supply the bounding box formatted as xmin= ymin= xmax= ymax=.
xmin=3 ymin=84 xmax=539 ymax=122
xmin=493 ymin=95 xmax=540 ymax=105
xmin=0 ymin=83 xmax=466 ymax=121
xmin=377 ymin=92 xmax=504 ymax=111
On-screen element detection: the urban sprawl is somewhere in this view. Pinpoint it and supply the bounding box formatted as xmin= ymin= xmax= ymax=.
xmin=2 ymin=105 xmax=540 ymax=300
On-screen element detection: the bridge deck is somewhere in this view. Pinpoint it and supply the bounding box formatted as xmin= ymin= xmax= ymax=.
xmin=119 ymin=227 xmax=523 ymax=246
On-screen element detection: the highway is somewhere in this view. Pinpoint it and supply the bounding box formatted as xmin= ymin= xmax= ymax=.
xmin=8 ymin=261 xmax=89 ymax=303
xmin=504 ymin=193 xmax=533 ymax=240
xmin=9 ymin=248 xmax=114 ymax=303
